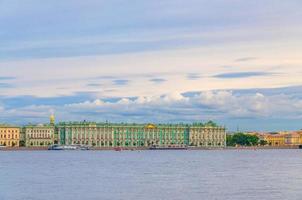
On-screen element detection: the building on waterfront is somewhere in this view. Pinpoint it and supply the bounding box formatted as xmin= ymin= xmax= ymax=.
xmin=22 ymin=124 xmax=55 ymax=147
xmin=21 ymin=116 xmax=56 ymax=147
xmin=57 ymin=121 xmax=226 ymax=148
xmin=284 ymin=132 xmax=302 ymax=145
xmin=256 ymin=131 xmax=302 ymax=146
xmin=0 ymin=125 xmax=20 ymax=147
xmin=261 ymin=133 xmax=286 ymax=146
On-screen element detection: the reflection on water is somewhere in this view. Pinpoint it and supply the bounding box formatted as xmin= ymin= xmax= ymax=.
xmin=0 ymin=150 xmax=302 ymax=200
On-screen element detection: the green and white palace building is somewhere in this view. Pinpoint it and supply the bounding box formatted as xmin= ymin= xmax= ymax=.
xmin=57 ymin=121 xmax=226 ymax=148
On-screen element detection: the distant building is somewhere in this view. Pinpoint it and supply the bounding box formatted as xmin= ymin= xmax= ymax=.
xmin=262 ymin=133 xmax=286 ymax=146
xmin=0 ymin=125 xmax=20 ymax=147
xmin=57 ymin=122 xmax=226 ymax=148
xmin=284 ymin=131 xmax=302 ymax=145
xmin=257 ymin=131 xmax=302 ymax=146
xmin=22 ymin=115 xmax=56 ymax=147
xmin=23 ymin=124 xmax=55 ymax=147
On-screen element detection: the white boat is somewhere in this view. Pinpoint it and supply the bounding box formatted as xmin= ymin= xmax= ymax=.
xmin=48 ymin=144 xmax=90 ymax=150
xmin=62 ymin=145 xmax=78 ymax=150
xmin=48 ymin=145 xmax=64 ymax=150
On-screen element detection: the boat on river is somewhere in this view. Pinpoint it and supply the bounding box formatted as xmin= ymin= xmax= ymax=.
xmin=48 ymin=144 xmax=90 ymax=150
xmin=114 ymin=147 xmax=122 ymax=151
xmin=149 ymin=145 xmax=187 ymax=150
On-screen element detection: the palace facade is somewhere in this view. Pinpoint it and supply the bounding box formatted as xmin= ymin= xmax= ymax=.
xmin=252 ymin=131 xmax=302 ymax=146
xmin=22 ymin=124 xmax=55 ymax=147
xmin=57 ymin=122 xmax=226 ymax=148
xmin=0 ymin=125 xmax=20 ymax=147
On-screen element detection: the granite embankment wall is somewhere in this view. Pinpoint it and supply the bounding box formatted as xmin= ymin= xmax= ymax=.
xmin=0 ymin=146 xmax=300 ymax=151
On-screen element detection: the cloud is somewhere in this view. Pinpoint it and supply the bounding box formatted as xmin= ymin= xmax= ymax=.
xmin=149 ymin=78 xmax=166 ymax=84
xmin=113 ymin=79 xmax=130 ymax=86
xmin=0 ymin=83 xmax=13 ymax=88
xmin=0 ymin=76 xmax=15 ymax=80
xmin=1 ymin=1 xmax=301 ymax=60
xmin=63 ymin=89 xmax=302 ymax=122
xmin=213 ymin=72 xmax=273 ymax=79
xmin=186 ymin=73 xmax=201 ymax=80
xmin=235 ymin=57 xmax=258 ymax=62
xmin=2 ymin=86 xmax=302 ymax=130
xmin=86 ymin=83 xmax=102 ymax=87
xmin=0 ymin=92 xmax=95 ymax=109
xmin=93 ymin=75 xmax=116 ymax=80
xmin=1 ymin=0 xmax=302 ymax=131
xmin=0 ymin=35 xmax=300 ymax=98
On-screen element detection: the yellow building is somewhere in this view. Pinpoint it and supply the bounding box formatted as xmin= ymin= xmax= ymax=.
xmin=0 ymin=125 xmax=20 ymax=147
xmin=299 ymin=132 xmax=302 ymax=144
xmin=263 ymin=134 xmax=285 ymax=146
xmin=285 ymin=132 xmax=302 ymax=145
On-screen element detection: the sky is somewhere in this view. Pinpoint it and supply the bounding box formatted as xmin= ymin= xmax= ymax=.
xmin=0 ymin=0 xmax=302 ymax=131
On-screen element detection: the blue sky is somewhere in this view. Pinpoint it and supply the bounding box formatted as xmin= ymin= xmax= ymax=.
xmin=0 ymin=0 xmax=302 ymax=131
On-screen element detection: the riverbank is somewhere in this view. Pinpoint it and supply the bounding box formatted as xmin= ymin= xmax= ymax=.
xmin=0 ymin=145 xmax=301 ymax=151
xmin=225 ymin=145 xmax=300 ymax=150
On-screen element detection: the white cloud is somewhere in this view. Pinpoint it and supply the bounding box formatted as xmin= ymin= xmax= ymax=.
xmin=60 ymin=90 xmax=302 ymax=121
xmin=2 ymin=88 xmax=302 ymax=131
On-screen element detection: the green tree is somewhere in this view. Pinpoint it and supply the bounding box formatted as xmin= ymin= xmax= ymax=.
xmin=204 ymin=120 xmax=218 ymax=127
xmin=259 ymin=140 xmax=268 ymax=146
xmin=226 ymin=134 xmax=235 ymax=146
xmin=232 ymin=133 xmax=248 ymax=146
xmin=227 ymin=133 xmax=260 ymax=146
xmin=19 ymin=141 xmax=25 ymax=147
xmin=246 ymin=135 xmax=259 ymax=146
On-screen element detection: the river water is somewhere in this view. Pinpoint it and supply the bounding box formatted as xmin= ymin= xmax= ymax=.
xmin=0 ymin=150 xmax=302 ymax=200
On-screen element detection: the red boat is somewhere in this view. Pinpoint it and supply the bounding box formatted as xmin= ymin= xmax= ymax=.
xmin=114 ymin=147 xmax=122 ymax=151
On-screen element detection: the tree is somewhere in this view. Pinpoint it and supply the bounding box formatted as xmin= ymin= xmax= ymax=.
xmin=247 ymin=135 xmax=259 ymax=146
xmin=259 ymin=140 xmax=268 ymax=146
xmin=226 ymin=134 xmax=235 ymax=146
xmin=226 ymin=133 xmax=260 ymax=146
xmin=19 ymin=141 xmax=25 ymax=147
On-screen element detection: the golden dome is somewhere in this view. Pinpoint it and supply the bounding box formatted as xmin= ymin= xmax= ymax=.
xmin=50 ymin=114 xmax=55 ymax=124
xmin=145 ymin=123 xmax=156 ymax=129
